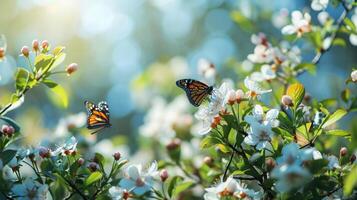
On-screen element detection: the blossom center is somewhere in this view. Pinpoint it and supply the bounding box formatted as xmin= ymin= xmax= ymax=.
xmin=135 ymin=178 xmax=145 ymax=187
xmin=258 ymin=131 xmax=270 ymax=141
xmin=218 ymin=188 xmax=234 ymax=197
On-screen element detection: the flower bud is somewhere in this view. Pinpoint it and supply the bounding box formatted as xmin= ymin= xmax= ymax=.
xmin=88 ymin=162 xmax=99 ymax=172
xmin=77 ymin=158 xmax=85 ymax=165
xmin=265 ymin=158 xmax=276 ymax=171
xmin=66 ymin=63 xmax=78 ymax=76
xmin=237 ymin=191 xmax=247 ymax=199
xmin=235 ymin=89 xmax=245 ymax=103
xmin=281 ymin=95 xmax=293 ymax=107
xmin=203 ymin=156 xmax=214 ymax=167
xmin=166 ymin=138 xmax=181 ymax=151
xmin=304 ymin=93 xmax=311 ymax=102
xmin=351 ymin=70 xmax=357 ymax=83
xmin=0 ymin=47 xmax=5 ymax=59
xmin=1 ymin=125 xmax=15 ymax=137
xmin=159 ymin=169 xmax=169 ymax=182
xmin=113 ymin=152 xmax=121 ymax=161
xmin=210 ymin=115 xmax=221 ymax=129
xmin=21 ymin=46 xmax=30 ymax=57
xmin=227 ymin=90 xmax=236 ymax=105
xmin=32 ymin=40 xmax=39 ymax=51
xmin=350 ymin=154 xmax=356 ymax=164
xmin=38 ymin=146 xmax=51 ymax=158
xmin=41 ymin=40 xmax=49 ymax=50
xmin=340 ymin=147 xmax=348 ymax=157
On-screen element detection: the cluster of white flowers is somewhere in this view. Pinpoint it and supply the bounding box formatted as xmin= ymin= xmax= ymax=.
xmin=244 ymin=105 xmax=279 ymax=150
xmin=245 ymin=32 xmax=303 ymax=83
xmin=203 ymin=176 xmax=262 ymax=200
xmin=271 ymin=143 xmax=315 ymax=192
xmin=11 ymin=178 xmax=49 ymax=200
xmin=109 ymin=161 xmax=159 ymax=197
xmin=349 ymin=9 xmax=357 ymax=46
xmin=139 ymin=96 xmax=193 ymax=143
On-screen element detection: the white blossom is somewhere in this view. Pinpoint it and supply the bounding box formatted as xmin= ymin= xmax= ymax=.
xmin=311 ymin=0 xmax=329 ymax=11
xmin=282 ymin=11 xmax=311 ymax=37
xmin=351 ymin=70 xmax=357 ymax=82
xmin=247 ymin=45 xmax=274 ymax=63
xmin=119 ymin=161 xmax=158 ymax=195
xmin=272 ymin=8 xmax=289 ymax=28
xmin=204 ymin=176 xmax=262 ymax=200
xmin=198 ymin=58 xmax=216 ymax=84
xmin=327 ymin=155 xmax=341 ymax=169
xmin=11 ymin=178 xmax=48 ymax=200
xmin=244 ymin=77 xmax=272 ymax=99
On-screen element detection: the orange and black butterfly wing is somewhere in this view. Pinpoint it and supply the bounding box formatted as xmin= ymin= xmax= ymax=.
xmin=176 ymin=79 xmax=213 ymax=107
xmin=85 ymin=101 xmax=111 ymax=130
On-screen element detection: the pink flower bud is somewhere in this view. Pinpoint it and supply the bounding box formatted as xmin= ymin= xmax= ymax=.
xmin=235 ymin=89 xmax=245 ymax=103
xmin=38 ymin=146 xmax=51 ymax=158
xmin=265 ymin=158 xmax=276 ymax=171
xmin=88 ymin=162 xmax=99 ymax=172
xmin=203 ymin=156 xmax=214 ymax=167
xmin=351 ymin=70 xmax=357 ymax=83
xmin=41 ymin=40 xmax=49 ymax=49
xmin=77 ymin=158 xmax=85 ymax=165
xmin=32 ymin=40 xmax=39 ymax=51
xmin=159 ymin=169 xmax=169 ymax=182
xmin=210 ymin=115 xmax=222 ymax=129
xmin=281 ymin=95 xmax=293 ymax=107
xmin=0 ymin=47 xmax=5 ymax=59
xmin=1 ymin=125 xmax=15 ymax=137
xmin=66 ymin=63 xmax=78 ymax=76
xmin=340 ymin=147 xmax=348 ymax=157
xmin=113 ymin=152 xmax=121 ymax=161
xmin=166 ymin=138 xmax=181 ymax=151
xmin=21 ymin=46 xmax=30 ymax=57
xmin=227 ymin=90 xmax=237 ymax=105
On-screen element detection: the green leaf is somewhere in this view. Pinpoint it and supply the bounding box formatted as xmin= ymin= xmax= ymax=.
xmin=332 ymin=38 xmax=346 ymax=47
xmin=217 ymin=144 xmax=231 ymax=153
xmin=200 ymin=136 xmax=222 ymax=149
xmin=228 ymin=129 xmax=237 ymax=145
xmin=294 ymin=63 xmax=316 ymax=75
xmin=341 ymin=89 xmax=350 ymax=103
xmin=15 ymin=68 xmax=30 ymax=93
xmin=50 ymin=52 xmax=66 ymax=71
xmin=344 ymin=18 xmax=356 ymax=33
xmin=286 ymin=83 xmax=305 ymax=108
xmin=34 ymin=54 xmax=54 ymax=72
xmin=322 ymin=109 xmax=347 ymax=128
xmin=42 ymin=79 xmax=68 ymax=108
xmin=0 ymin=149 xmax=17 ymax=165
xmin=326 ymin=129 xmax=350 ymax=137
xmin=167 ymin=176 xmax=183 ymax=198
xmin=52 ymin=46 xmax=65 ymax=56
xmin=344 ymin=166 xmax=357 ymax=195
xmin=85 ymin=171 xmax=103 ymax=187
xmin=230 ymin=11 xmax=254 ymax=32
xmin=173 ymin=181 xmax=195 ymax=197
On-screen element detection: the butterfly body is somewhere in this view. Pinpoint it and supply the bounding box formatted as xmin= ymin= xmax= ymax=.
xmin=85 ymin=101 xmax=111 ymax=134
xmin=176 ymin=79 xmax=213 ymax=107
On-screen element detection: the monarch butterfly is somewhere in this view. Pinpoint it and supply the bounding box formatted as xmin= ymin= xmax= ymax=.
xmin=176 ymin=79 xmax=213 ymax=107
xmin=85 ymin=100 xmax=111 ymax=134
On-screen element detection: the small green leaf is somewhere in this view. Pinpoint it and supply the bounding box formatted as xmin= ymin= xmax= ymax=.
xmin=52 ymin=46 xmax=65 ymax=56
xmin=344 ymin=166 xmax=357 ymax=195
xmin=15 ymin=68 xmax=30 ymax=93
xmin=332 ymin=38 xmax=346 ymax=47
xmin=217 ymin=144 xmax=231 ymax=153
xmin=85 ymin=171 xmax=103 ymax=187
xmin=286 ymin=83 xmax=305 ymax=108
xmin=50 ymin=52 xmax=66 ymax=71
xmin=230 ymin=11 xmax=254 ymax=32
xmin=34 ymin=54 xmax=54 ymax=72
xmin=341 ymin=89 xmax=350 ymax=103
xmin=228 ymin=129 xmax=237 ymax=145
xmin=42 ymin=79 xmax=68 ymax=108
xmin=322 ymin=109 xmax=347 ymax=128
xmin=200 ymin=136 xmax=222 ymax=149
xmin=173 ymin=181 xmax=195 ymax=197
xmin=0 ymin=149 xmax=17 ymax=165
xmin=167 ymin=176 xmax=183 ymax=198
xmin=326 ymin=129 xmax=350 ymax=137
xmin=344 ymin=18 xmax=356 ymax=33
